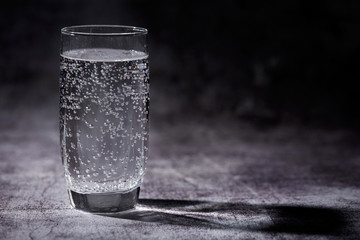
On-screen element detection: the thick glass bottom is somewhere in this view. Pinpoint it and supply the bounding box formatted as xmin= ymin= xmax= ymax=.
xmin=68 ymin=187 xmax=140 ymax=213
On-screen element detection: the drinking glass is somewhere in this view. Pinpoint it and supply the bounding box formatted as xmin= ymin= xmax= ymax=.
xmin=59 ymin=25 xmax=149 ymax=212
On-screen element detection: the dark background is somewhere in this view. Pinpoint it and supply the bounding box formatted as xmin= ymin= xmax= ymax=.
xmin=1 ymin=0 xmax=360 ymax=129
xmin=1 ymin=2 xmax=360 ymax=238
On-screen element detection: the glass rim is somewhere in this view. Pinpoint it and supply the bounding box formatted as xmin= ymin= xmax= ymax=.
xmin=61 ymin=25 xmax=148 ymax=36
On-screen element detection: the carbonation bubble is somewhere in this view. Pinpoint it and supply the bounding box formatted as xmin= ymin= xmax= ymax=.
xmin=60 ymin=48 xmax=149 ymax=194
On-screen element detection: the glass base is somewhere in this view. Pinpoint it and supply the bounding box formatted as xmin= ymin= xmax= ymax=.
xmin=68 ymin=187 xmax=140 ymax=213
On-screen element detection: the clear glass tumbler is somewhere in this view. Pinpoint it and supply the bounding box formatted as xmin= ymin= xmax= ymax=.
xmin=59 ymin=25 xmax=149 ymax=212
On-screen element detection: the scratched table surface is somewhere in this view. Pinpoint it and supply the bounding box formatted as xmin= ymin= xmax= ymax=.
xmin=0 ymin=86 xmax=360 ymax=240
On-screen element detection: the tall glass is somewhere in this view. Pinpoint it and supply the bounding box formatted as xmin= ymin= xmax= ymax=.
xmin=59 ymin=25 xmax=149 ymax=212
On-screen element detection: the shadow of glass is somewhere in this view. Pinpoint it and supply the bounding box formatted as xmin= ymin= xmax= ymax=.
xmin=261 ymin=205 xmax=346 ymax=235
xmin=97 ymin=198 xmax=357 ymax=236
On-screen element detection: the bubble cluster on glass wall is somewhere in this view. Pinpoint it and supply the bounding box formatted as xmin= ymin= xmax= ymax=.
xmin=60 ymin=48 xmax=149 ymax=194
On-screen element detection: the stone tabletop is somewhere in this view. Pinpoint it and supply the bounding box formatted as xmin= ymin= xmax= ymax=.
xmin=0 ymin=88 xmax=359 ymax=239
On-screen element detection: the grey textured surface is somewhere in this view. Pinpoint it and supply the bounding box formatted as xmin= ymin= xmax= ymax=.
xmin=0 ymin=87 xmax=360 ymax=239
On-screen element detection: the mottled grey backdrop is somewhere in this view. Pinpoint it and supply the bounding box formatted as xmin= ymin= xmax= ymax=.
xmin=1 ymin=0 xmax=360 ymax=128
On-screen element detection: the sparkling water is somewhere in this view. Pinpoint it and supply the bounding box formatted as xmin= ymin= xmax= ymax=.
xmin=60 ymin=48 xmax=149 ymax=194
